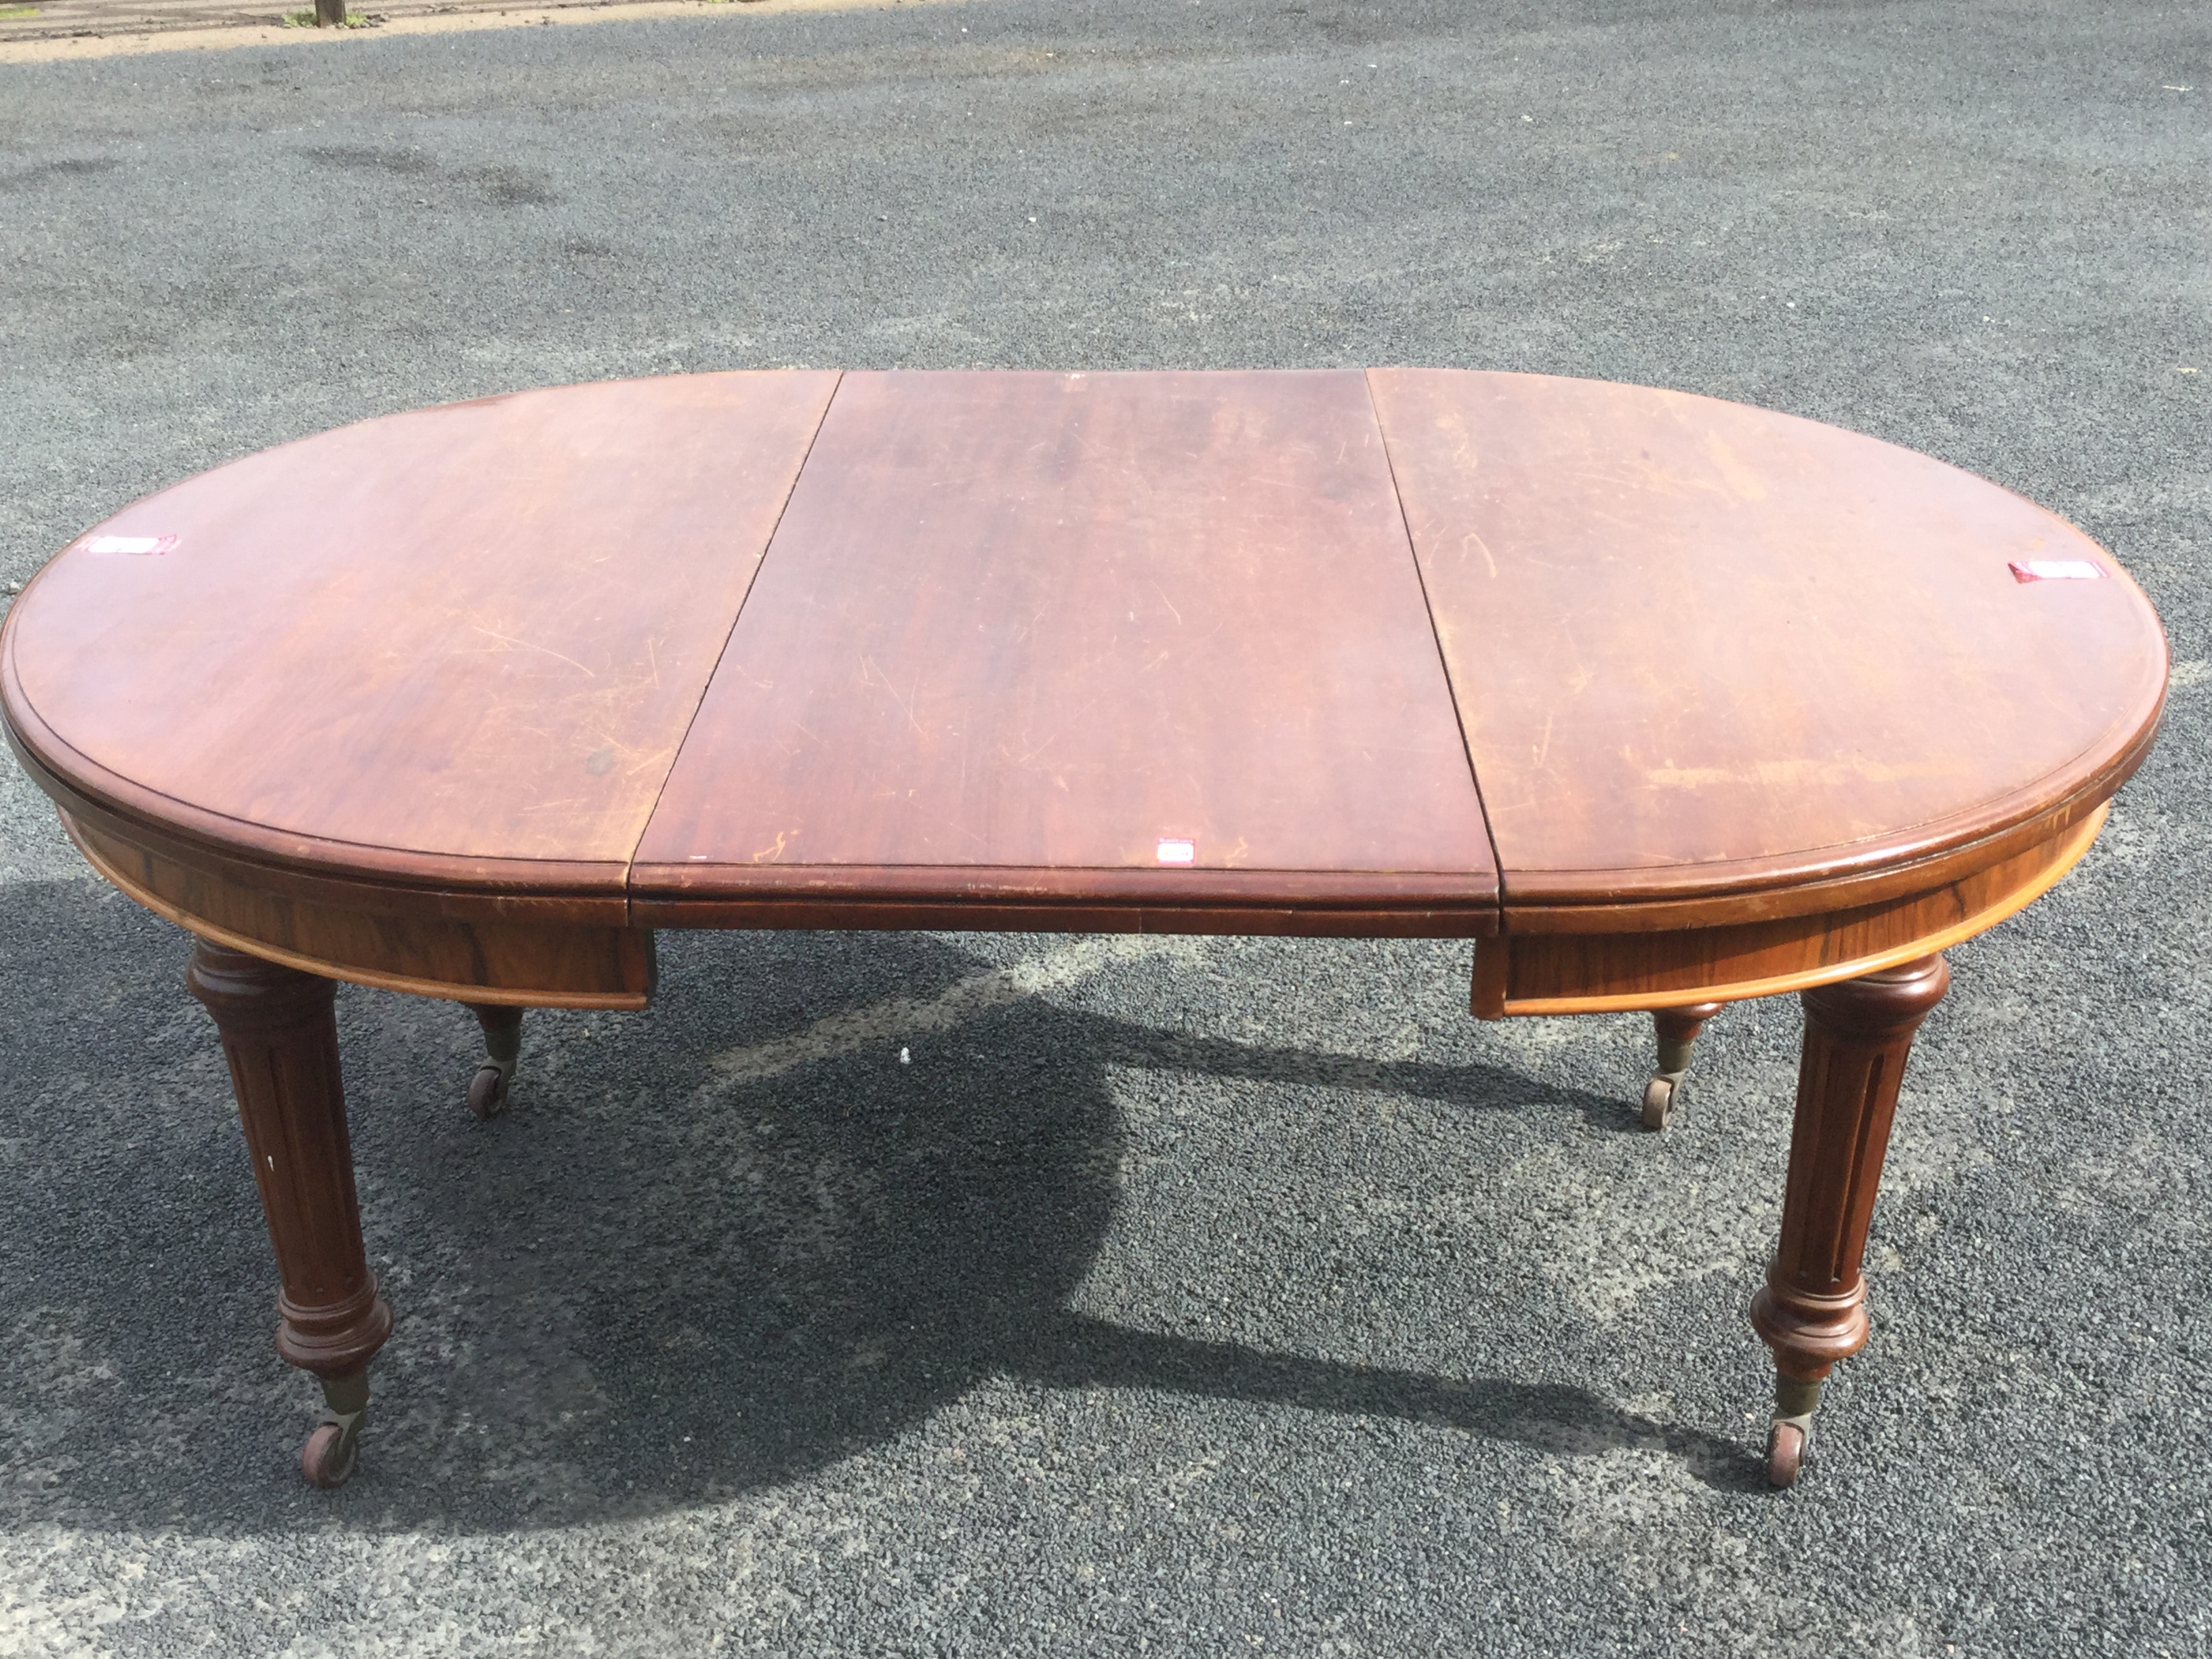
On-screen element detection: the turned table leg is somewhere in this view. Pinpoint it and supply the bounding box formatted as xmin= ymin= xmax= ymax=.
xmin=462 ymin=1003 xmax=525 ymax=1119
xmin=1643 ymin=1001 xmax=1725 ymax=1130
xmin=186 ymin=943 xmax=394 ymax=1489
xmin=1749 ymin=954 xmax=1948 ymax=1487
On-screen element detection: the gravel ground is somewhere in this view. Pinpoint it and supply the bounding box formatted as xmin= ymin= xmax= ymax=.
xmin=2 ymin=1 xmax=2209 ymax=1654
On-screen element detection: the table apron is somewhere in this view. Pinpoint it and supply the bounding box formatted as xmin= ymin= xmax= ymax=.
xmin=54 ymin=794 xmax=2106 ymax=1019
xmin=630 ymin=895 xmax=1497 ymax=938
xmin=64 ymin=811 xmax=655 ymax=1009
xmin=1473 ymin=804 xmax=2106 ymax=1018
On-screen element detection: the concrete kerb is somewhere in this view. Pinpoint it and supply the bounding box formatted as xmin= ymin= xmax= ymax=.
xmin=0 ymin=0 xmax=975 ymax=66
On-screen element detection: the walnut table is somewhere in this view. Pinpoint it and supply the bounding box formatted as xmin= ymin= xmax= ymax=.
xmin=0 ymin=369 xmax=2167 ymax=1490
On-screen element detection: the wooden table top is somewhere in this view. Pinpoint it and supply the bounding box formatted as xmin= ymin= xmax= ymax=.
xmin=1 ymin=369 xmax=2167 ymax=939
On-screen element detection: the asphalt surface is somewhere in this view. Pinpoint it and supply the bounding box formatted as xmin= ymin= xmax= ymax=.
xmin=3 ymin=1 xmax=2210 ymax=1653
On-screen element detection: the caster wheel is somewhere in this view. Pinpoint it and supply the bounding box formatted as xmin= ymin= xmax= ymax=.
xmin=466 ymin=1062 xmax=511 ymax=1120
xmin=1765 ymin=1419 xmax=1807 ymax=1488
xmin=1641 ymin=1074 xmax=1679 ymax=1130
xmin=301 ymin=1420 xmax=359 ymax=1489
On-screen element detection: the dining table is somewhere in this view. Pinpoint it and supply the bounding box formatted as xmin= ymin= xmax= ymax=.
xmin=0 ymin=366 xmax=2167 ymax=1490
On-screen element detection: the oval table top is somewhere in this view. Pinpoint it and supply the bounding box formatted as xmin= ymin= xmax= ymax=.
xmin=1 ymin=369 xmax=2167 ymax=951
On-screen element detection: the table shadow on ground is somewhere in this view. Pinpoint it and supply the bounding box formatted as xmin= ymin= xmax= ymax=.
xmin=0 ymin=886 xmax=1760 ymax=1537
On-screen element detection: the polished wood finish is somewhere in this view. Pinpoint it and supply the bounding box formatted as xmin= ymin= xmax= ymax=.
xmin=1750 ymin=956 xmax=1950 ymax=1383
xmin=1471 ymin=803 xmax=2102 ymax=1017
xmin=1487 ymin=781 xmax=2136 ymax=935
xmin=64 ymin=808 xmax=653 ymax=1007
xmin=5 ymin=722 xmax=632 ymax=928
xmin=1654 ymin=1002 xmax=1723 ymax=1067
xmin=2 ymin=370 xmax=839 ymax=903
xmin=184 ymin=943 xmax=392 ymax=1382
xmin=3 ymin=368 xmax=2164 ymax=948
xmin=468 ymin=1002 xmax=524 ymax=1053
xmin=1654 ymin=1002 xmax=1722 ymax=1047
xmin=632 ymin=893 xmax=1495 ymax=937
xmin=1370 ymin=369 xmax=2167 ymax=927
xmin=632 ymin=370 xmax=1499 ymax=930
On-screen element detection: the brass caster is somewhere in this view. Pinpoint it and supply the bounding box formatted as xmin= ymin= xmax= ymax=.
xmin=301 ymin=1373 xmax=368 ymax=1489
xmin=301 ymin=1416 xmax=359 ymax=1488
xmin=464 ymin=1004 xmax=524 ymax=1120
xmin=1645 ymin=1004 xmax=1721 ymax=1129
xmin=1641 ymin=1071 xmax=1684 ymax=1130
xmin=303 ymin=1380 xmax=371 ymax=1495
xmin=466 ymin=1061 xmax=512 ymax=1120
xmin=1765 ymin=1414 xmax=1813 ymax=1488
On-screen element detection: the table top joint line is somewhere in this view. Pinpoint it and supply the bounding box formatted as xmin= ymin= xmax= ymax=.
xmin=1364 ymin=367 xmax=1506 ymax=926
xmin=618 ymin=369 xmax=846 ymax=916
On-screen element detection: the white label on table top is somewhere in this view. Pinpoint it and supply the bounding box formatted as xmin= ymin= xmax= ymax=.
xmin=85 ymin=534 xmax=178 ymax=556
xmin=2009 ymin=558 xmax=2106 ymax=582
xmin=1155 ymin=838 xmax=1196 ymax=864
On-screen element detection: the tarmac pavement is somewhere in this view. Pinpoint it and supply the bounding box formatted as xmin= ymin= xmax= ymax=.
xmin=1 ymin=0 xmax=2209 ymax=1653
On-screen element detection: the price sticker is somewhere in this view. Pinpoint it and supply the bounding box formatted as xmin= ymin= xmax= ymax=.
xmin=85 ymin=535 xmax=179 ymax=556
xmin=2009 ymin=559 xmax=2105 ymax=583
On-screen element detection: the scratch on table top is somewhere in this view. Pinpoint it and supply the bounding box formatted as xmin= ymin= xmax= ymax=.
xmin=473 ymin=626 xmax=596 ymax=678
xmin=1702 ymin=431 xmax=1771 ymax=502
xmin=1460 ymin=527 xmax=1498 ymax=579
xmin=860 ymin=655 xmax=928 ymax=740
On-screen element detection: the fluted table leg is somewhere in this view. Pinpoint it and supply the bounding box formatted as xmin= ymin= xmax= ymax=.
xmin=186 ymin=942 xmax=393 ymax=1488
xmin=1749 ymin=954 xmax=1949 ymax=1486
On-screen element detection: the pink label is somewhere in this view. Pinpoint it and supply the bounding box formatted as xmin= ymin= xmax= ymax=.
xmin=1155 ymin=838 xmax=1195 ymax=864
xmin=85 ymin=534 xmax=178 ymax=556
xmin=2009 ymin=558 xmax=2105 ymax=583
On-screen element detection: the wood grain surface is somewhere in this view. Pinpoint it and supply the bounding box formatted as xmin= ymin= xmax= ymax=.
xmin=2 ymin=370 xmax=838 ymax=897
xmin=1471 ymin=803 xmax=2104 ymax=1017
xmin=1369 ymin=369 xmax=2168 ymax=919
xmin=632 ymin=369 xmax=1501 ymax=924
xmin=1 ymin=367 xmax=2171 ymax=988
xmin=66 ymin=813 xmax=655 ymax=1008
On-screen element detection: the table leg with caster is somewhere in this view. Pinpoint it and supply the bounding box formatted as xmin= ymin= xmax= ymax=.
xmin=184 ymin=942 xmax=394 ymax=1490
xmin=1642 ymin=1001 xmax=1724 ymax=1129
xmin=462 ymin=1003 xmax=524 ymax=1119
xmin=1749 ymin=954 xmax=1948 ymax=1487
